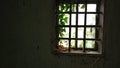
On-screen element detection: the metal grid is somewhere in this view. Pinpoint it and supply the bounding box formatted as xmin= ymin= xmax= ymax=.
xmin=55 ymin=0 xmax=102 ymax=54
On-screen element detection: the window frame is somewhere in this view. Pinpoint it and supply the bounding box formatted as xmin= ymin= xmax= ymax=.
xmin=54 ymin=0 xmax=104 ymax=55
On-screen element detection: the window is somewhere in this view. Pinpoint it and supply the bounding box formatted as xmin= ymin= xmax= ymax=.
xmin=55 ymin=0 xmax=103 ymax=54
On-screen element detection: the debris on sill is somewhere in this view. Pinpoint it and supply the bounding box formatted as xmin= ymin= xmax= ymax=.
xmin=54 ymin=45 xmax=68 ymax=52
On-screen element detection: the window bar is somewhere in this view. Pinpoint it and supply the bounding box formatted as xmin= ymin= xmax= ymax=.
xmin=56 ymin=1 xmax=59 ymax=48
xmin=96 ymin=1 xmax=100 ymax=26
xmin=95 ymin=3 xmax=98 ymax=50
xmin=68 ymin=3 xmax=72 ymax=52
xmin=58 ymin=25 xmax=101 ymax=27
xmin=83 ymin=1 xmax=87 ymax=52
xmin=59 ymin=38 xmax=101 ymax=40
xmin=59 ymin=12 xmax=102 ymax=14
xmin=75 ymin=3 xmax=79 ymax=49
xmin=95 ymin=2 xmax=100 ymax=50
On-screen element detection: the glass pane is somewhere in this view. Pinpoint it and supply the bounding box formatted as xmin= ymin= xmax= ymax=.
xmin=86 ymin=14 xmax=96 ymax=25
xmin=86 ymin=27 xmax=95 ymax=38
xmin=78 ymin=28 xmax=84 ymax=38
xmin=59 ymin=14 xmax=70 ymax=25
xmin=85 ymin=40 xmax=95 ymax=48
xmin=71 ymin=4 xmax=76 ymax=12
xmin=87 ymin=4 xmax=96 ymax=12
xmin=77 ymin=40 xmax=83 ymax=48
xmin=71 ymin=40 xmax=75 ymax=48
xmin=59 ymin=4 xmax=70 ymax=12
xmin=59 ymin=27 xmax=69 ymax=38
xmin=58 ymin=39 xmax=69 ymax=47
xmin=71 ymin=28 xmax=76 ymax=38
xmin=78 ymin=4 xmax=85 ymax=12
xmin=71 ymin=14 xmax=76 ymax=25
xmin=78 ymin=14 xmax=85 ymax=25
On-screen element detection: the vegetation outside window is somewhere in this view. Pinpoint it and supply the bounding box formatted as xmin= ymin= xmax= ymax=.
xmin=54 ymin=0 xmax=104 ymax=55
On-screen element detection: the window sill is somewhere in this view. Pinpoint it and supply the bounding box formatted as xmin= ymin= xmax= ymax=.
xmin=53 ymin=49 xmax=103 ymax=57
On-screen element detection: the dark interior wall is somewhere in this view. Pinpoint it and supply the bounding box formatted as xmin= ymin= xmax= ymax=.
xmin=1 ymin=0 xmax=120 ymax=68
xmin=104 ymin=0 xmax=120 ymax=68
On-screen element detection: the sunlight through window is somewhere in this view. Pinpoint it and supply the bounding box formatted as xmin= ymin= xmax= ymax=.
xmin=55 ymin=0 xmax=103 ymax=54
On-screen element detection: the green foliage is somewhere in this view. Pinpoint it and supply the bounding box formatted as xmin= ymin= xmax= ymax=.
xmin=59 ymin=14 xmax=68 ymax=25
xmin=58 ymin=4 xmax=85 ymax=37
xmin=81 ymin=4 xmax=85 ymax=9
xmin=59 ymin=4 xmax=70 ymax=12
xmin=58 ymin=4 xmax=96 ymax=48
xmin=71 ymin=4 xmax=76 ymax=12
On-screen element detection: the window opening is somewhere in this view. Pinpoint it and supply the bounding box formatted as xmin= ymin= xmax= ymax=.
xmin=55 ymin=0 xmax=103 ymax=54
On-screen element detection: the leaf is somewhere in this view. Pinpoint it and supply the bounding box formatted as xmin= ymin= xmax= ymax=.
xmin=71 ymin=4 xmax=75 ymax=12
xmin=65 ymin=4 xmax=70 ymax=12
xmin=61 ymin=28 xmax=66 ymax=32
xmin=59 ymin=20 xmax=65 ymax=25
xmin=59 ymin=14 xmax=64 ymax=18
xmin=81 ymin=4 xmax=85 ymax=9
xmin=63 ymin=17 xmax=68 ymax=23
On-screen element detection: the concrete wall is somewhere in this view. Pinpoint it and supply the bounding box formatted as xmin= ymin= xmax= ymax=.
xmin=1 ymin=0 xmax=120 ymax=68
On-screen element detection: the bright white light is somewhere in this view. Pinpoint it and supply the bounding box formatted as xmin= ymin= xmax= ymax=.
xmin=71 ymin=14 xmax=76 ymax=25
xmin=78 ymin=4 xmax=85 ymax=12
xmin=78 ymin=14 xmax=84 ymax=25
xmin=87 ymin=4 xmax=96 ymax=12
xmin=78 ymin=28 xmax=84 ymax=38
xmin=87 ymin=14 xmax=96 ymax=25
xmin=59 ymin=4 xmax=97 ymax=48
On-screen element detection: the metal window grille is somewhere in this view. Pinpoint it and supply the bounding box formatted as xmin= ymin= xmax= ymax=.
xmin=55 ymin=0 xmax=103 ymax=54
